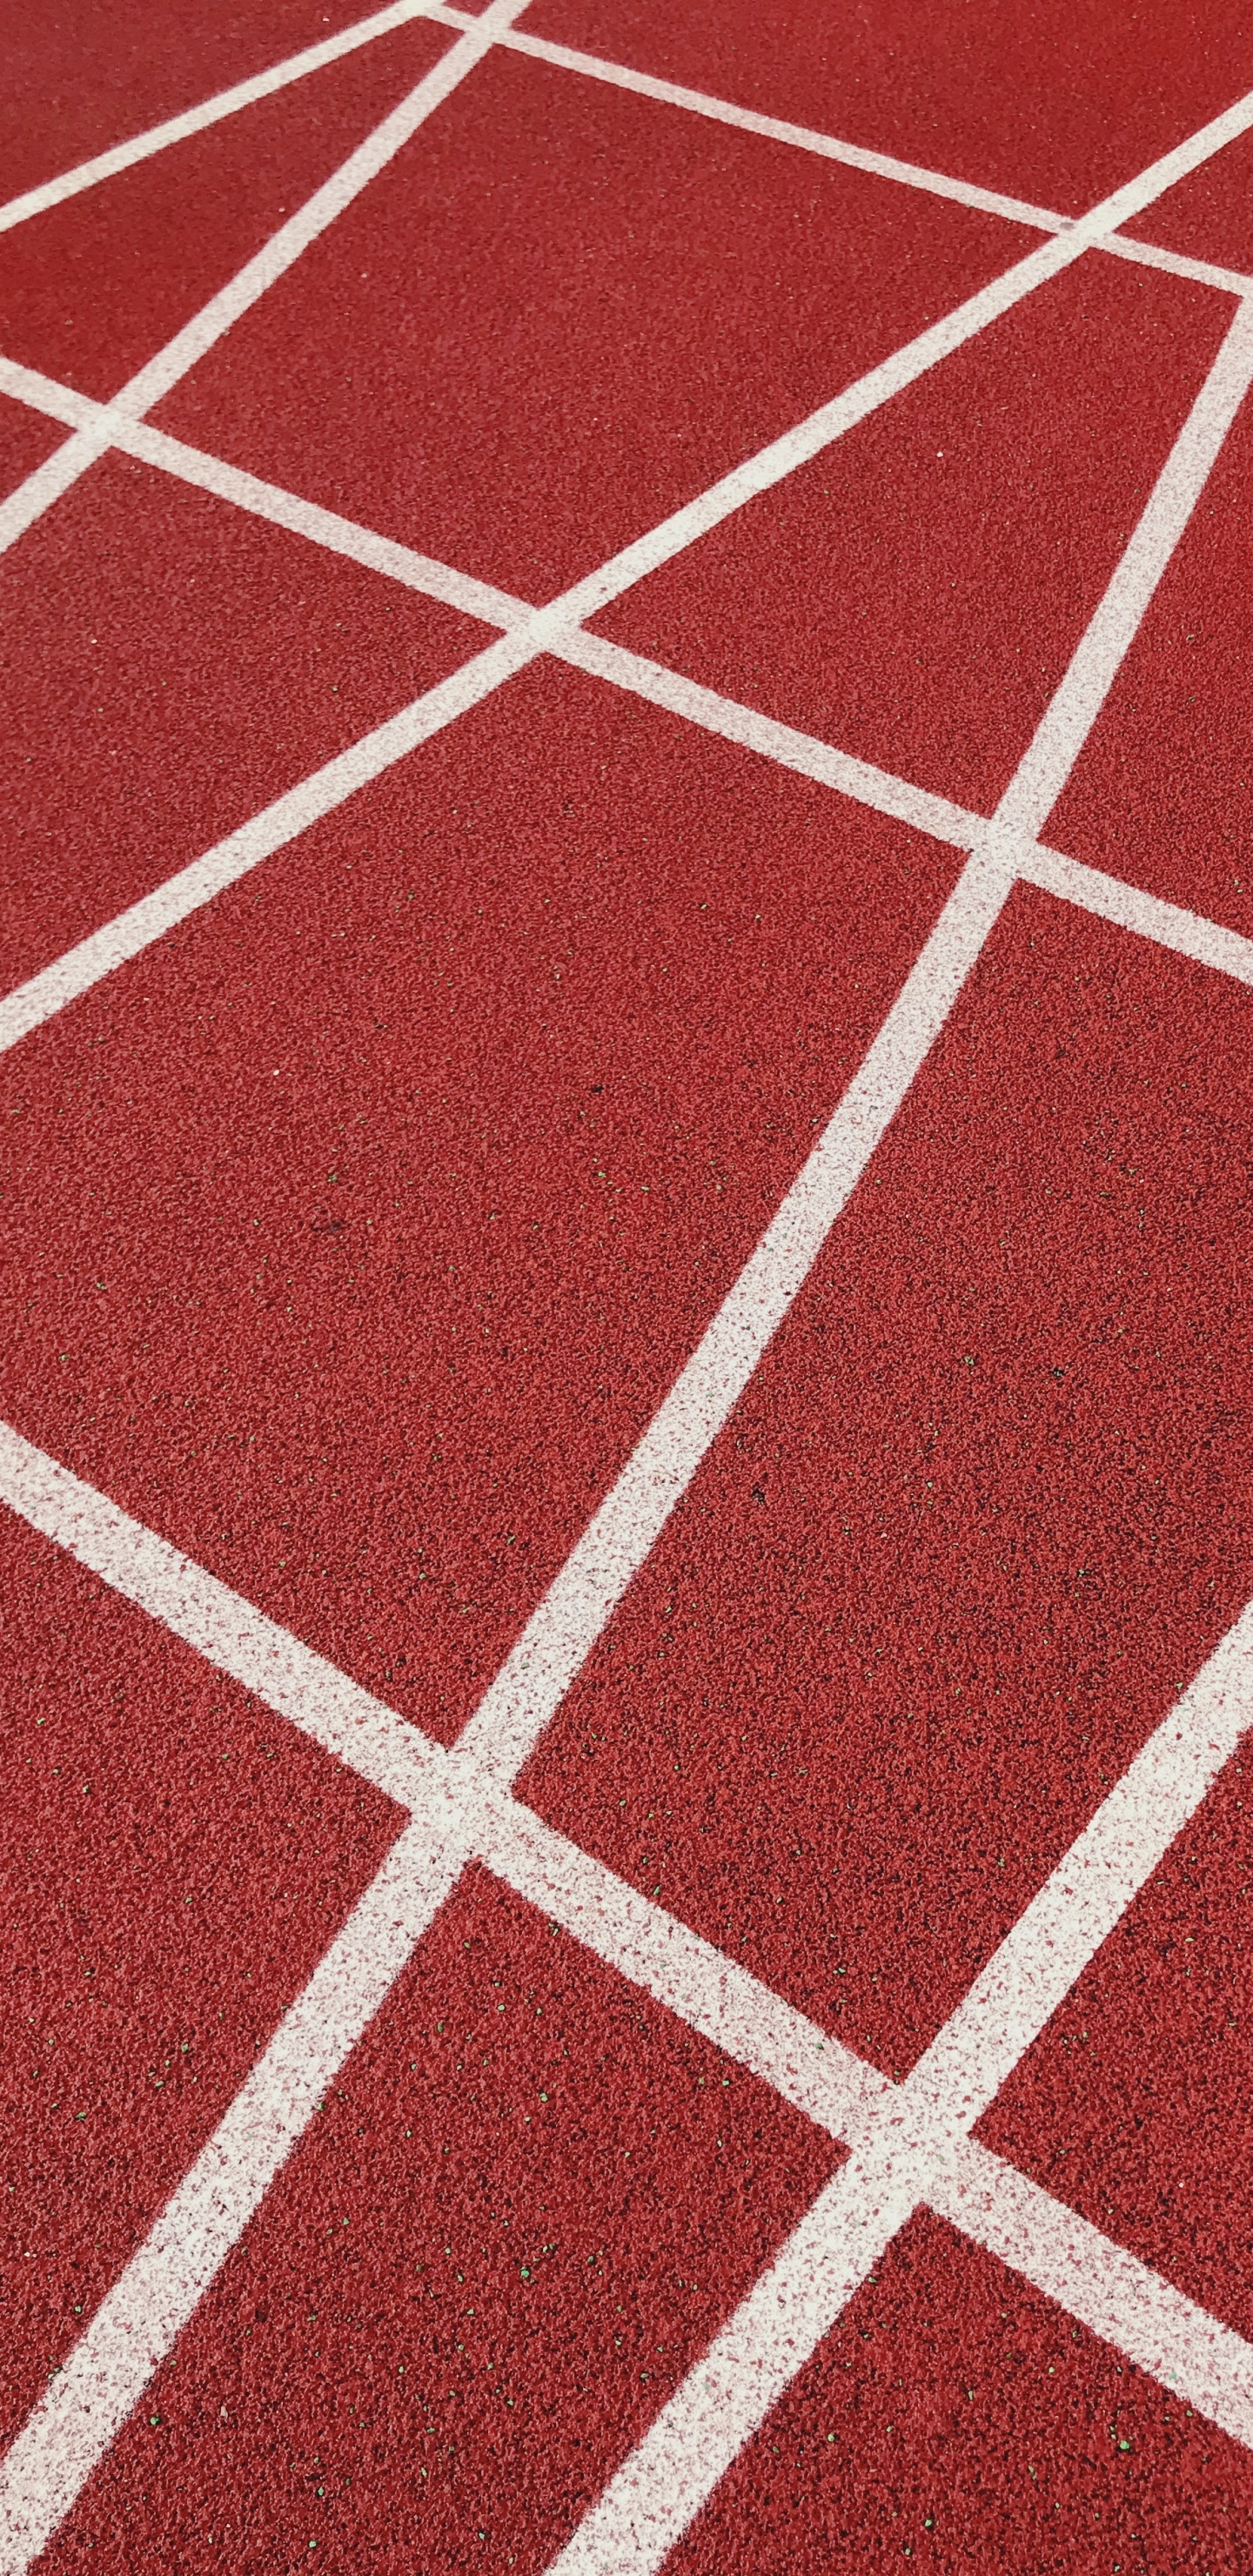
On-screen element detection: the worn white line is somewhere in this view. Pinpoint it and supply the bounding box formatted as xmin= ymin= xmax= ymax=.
xmin=1020 ymin=844 xmax=1253 ymax=982
xmin=936 ymin=2144 xmax=1253 ymax=2451
xmin=425 ymin=5 xmax=1066 ymax=229
xmin=0 ymin=1816 xmax=468 ymax=2576
xmin=0 ymin=348 xmax=533 ymax=627
xmin=0 ymin=0 xmax=526 ymax=564
xmin=455 ymin=848 xmax=1015 ymax=1788
xmin=0 ymin=0 xmax=455 ymax=238
xmin=991 ymin=294 xmax=1253 ymax=844
xmin=535 ymin=249 xmax=1253 ymax=2569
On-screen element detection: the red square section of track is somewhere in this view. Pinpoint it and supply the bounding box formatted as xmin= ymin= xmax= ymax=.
xmin=0 ymin=660 xmax=960 ymax=1741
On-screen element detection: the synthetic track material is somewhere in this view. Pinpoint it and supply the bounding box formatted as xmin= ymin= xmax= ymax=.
xmin=2 ymin=5 xmax=1252 ymax=2572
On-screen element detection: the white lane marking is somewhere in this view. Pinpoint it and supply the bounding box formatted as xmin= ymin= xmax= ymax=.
xmin=423 ymin=5 xmax=1068 ymax=231
xmin=455 ymin=848 xmax=1015 ymax=1786
xmin=530 ymin=270 xmax=1253 ymax=2576
xmin=0 ymin=0 xmax=453 ymax=238
xmin=1102 ymin=231 xmax=1253 ymax=297
xmin=1020 ymin=845 xmax=1253 ymax=983
xmin=431 ymin=3 xmax=1253 ymax=306
xmin=0 ymin=1818 xmax=468 ymax=2576
xmin=0 ymin=77 xmax=1249 ymax=1022
xmin=936 ymin=2143 xmax=1253 ymax=2452
xmin=0 ymin=0 xmax=527 ymax=562
xmin=0 ymin=421 xmax=111 ymax=553
xmin=546 ymin=2143 xmax=925 ymax=2576
xmin=910 ymin=1599 xmax=1253 ymax=2127
xmin=557 ymin=628 xmax=978 ymax=845
xmin=991 ymin=295 xmax=1253 ymax=844
xmin=111 ymin=0 xmax=530 ymax=419
xmin=537 ymin=1586 xmax=1253 ymax=2576
xmin=0 ymin=348 xmax=534 ymax=627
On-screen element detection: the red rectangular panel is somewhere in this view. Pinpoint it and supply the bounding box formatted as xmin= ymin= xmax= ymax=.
xmin=0 ymin=659 xmax=960 ymax=1743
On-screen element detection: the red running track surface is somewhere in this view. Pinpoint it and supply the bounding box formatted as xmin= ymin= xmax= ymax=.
xmin=2 ymin=4 xmax=1253 ymax=2572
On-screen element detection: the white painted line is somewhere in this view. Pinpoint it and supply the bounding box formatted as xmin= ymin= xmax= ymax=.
xmin=936 ymin=2143 xmax=1253 ymax=2452
xmin=991 ymin=295 xmax=1253 ymax=844
xmin=0 ymin=0 xmax=454 ymax=238
xmin=543 ymin=2141 xmax=926 ymax=2576
xmin=3 ymin=1424 xmax=1253 ymax=2538
xmin=1 ymin=73 xmax=1249 ymax=1019
xmin=0 ymin=626 xmax=540 ymax=1057
xmin=0 ymin=347 xmax=529 ymax=628
xmin=7 ymin=350 xmax=1253 ymax=1014
xmin=429 ymin=2 xmax=1253 ymax=307
xmin=910 ymin=1597 xmax=1253 ymax=2127
xmin=479 ymin=1795 xmax=889 ymax=2139
xmin=1102 ymin=231 xmax=1253 ymax=298
xmin=1020 ymin=844 xmax=1253 ymax=983
xmin=0 ymin=0 xmax=526 ymax=563
xmin=0 ymin=1419 xmax=427 ymax=1811
xmin=558 ymin=628 xmax=979 ymax=846
xmin=0 ymin=423 xmax=111 ymax=554
xmin=455 ymin=847 xmax=1015 ymax=1787
xmin=0 ymin=1816 xmax=469 ymax=2576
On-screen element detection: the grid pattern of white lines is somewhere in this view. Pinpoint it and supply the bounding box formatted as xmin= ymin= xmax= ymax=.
xmin=3 ymin=9 xmax=1253 ymax=2566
